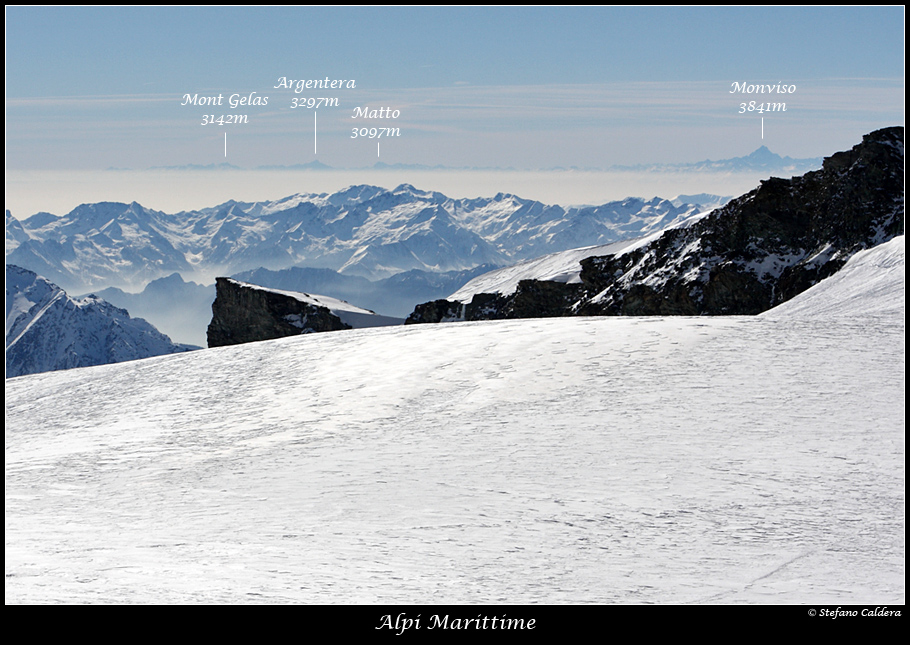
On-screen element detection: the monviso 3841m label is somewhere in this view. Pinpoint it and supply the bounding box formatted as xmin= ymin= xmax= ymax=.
xmin=731 ymin=81 xmax=794 ymax=138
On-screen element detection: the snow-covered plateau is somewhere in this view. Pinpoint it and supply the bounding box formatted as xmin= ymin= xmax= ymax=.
xmin=5 ymin=238 xmax=904 ymax=604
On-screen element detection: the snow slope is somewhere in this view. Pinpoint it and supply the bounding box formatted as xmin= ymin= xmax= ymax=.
xmin=448 ymin=209 xmax=713 ymax=303
xmin=5 ymin=242 xmax=904 ymax=604
xmin=762 ymin=236 xmax=904 ymax=320
xmin=448 ymin=241 xmax=632 ymax=303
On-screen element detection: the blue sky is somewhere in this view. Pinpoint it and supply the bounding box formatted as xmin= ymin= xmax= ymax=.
xmin=5 ymin=6 xmax=905 ymax=171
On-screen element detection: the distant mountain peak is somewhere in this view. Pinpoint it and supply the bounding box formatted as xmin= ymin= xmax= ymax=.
xmin=612 ymin=146 xmax=821 ymax=174
xmin=6 ymin=265 xmax=197 ymax=376
xmin=747 ymin=145 xmax=777 ymax=158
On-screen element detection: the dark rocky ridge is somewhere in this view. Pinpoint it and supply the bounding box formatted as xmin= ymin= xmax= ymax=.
xmin=407 ymin=281 xmax=586 ymax=323
xmin=207 ymin=278 xmax=350 ymax=348
xmin=407 ymin=127 xmax=904 ymax=323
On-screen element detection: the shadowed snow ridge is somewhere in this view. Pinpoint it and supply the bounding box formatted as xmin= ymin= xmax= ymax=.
xmin=5 ymin=265 xmax=197 ymax=377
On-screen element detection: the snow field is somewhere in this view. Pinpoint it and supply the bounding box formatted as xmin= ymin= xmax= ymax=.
xmin=6 ymin=306 xmax=904 ymax=603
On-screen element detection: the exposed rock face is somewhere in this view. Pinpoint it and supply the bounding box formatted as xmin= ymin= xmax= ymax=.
xmin=405 ymin=280 xmax=585 ymax=323
xmin=578 ymin=126 xmax=903 ymax=316
xmin=406 ymin=299 xmax=465 ymax=324
xmin=408 ymin=127 xmax=904 ymax=322
xmin=207 ymin=278 xmax=350 ymax=348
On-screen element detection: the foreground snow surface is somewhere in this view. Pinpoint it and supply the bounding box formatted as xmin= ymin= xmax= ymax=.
xmin=7 ymin=234 xmax=906 ymax=604
xmin=7 ymin=312 xmax=904 ymax=605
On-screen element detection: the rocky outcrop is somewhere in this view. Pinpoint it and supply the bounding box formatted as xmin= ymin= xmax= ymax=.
xmin=578 ymin=126 xmax=903 ymax=316
xmin=408 ymin=126 xmax=904 ymax=321
xmin=405 ymin=280 xmax=585 ymax=323
xmin=207 ymin=278 xmax=350 ymax=348
xmin=406 ymin=299 xmax=465 ymax=324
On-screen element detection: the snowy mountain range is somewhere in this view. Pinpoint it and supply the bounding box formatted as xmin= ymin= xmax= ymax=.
xmin=5 ymin=188 xmax=708 ymax=291
xmin=611 ymin=145 xmax=823 ymax=174
xmin=6 ymin=265 xmax=197 ymax=377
